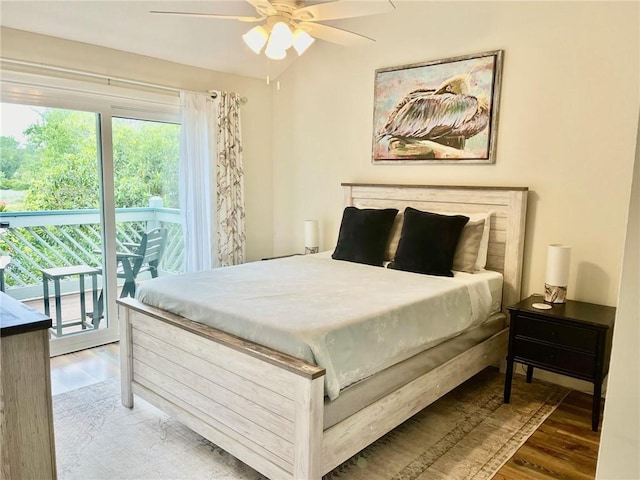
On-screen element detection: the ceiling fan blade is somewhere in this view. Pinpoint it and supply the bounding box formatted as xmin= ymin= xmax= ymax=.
xmin=245 ymin=0 xmax=278 ymax=17
xmin=293 ymin=0 xmax=395 ymax=22
xmin=149 ymin=11 xmax=263 ymax=23
xmin=299 ymin=22 xmax=374 ymax=46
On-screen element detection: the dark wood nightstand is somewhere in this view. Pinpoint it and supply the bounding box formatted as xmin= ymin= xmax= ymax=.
xmin=261 ymin=253 xmax=303 ymax=261
xmin=504 ymin=294 xmax=615 ymax=431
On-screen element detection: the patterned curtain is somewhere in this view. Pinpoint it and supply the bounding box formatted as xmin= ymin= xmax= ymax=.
xmin=215 ymin=92 xmax=246 ymax=266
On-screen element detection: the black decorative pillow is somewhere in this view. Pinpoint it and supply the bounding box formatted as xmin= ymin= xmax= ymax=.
xmin=332 ymin=207 xmax=399 ymax=266
xmin=389 ymin=208 xmax=469 ymax=277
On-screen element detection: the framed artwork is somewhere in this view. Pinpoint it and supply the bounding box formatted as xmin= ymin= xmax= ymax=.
xmin=372 ymin=50 xmax=503 ymax=164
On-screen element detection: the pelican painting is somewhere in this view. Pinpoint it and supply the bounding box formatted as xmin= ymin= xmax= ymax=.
xmin=372 ymin=51 xmax=503 ymax=164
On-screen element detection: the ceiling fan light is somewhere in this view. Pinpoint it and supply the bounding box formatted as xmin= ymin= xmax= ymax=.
xmin=292 ymin=29 xmax=315 ymax=55
xmin=265 ymin=37 xmax=287 ymax=60
xmin=242 ymin=25 xmax=268 ymax=54
xmin=269 ymin=21 xmax=294 ymax=51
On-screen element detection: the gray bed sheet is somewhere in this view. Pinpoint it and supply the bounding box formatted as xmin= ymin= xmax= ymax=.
xmin=136 ymin=254 xmax=498 ymax=400
xmin=323 ymin=313 xmax=506 ymax=429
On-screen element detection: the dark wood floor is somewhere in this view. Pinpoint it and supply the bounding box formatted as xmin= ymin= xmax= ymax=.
xmin=50 ymin=345 xmax=602 ymax=479
xmin=495 ymin=390 xmax=602 ymax=479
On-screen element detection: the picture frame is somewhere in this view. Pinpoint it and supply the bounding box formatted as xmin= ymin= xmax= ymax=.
xmin=372 ymin=50 xmax=504 ymax=164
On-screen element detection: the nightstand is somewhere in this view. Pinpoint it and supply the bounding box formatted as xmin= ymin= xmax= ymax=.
xmin=504 ymin=295 xmax=615 ymax=431
xmin=261 ymin=253 xmax=303 ymax=261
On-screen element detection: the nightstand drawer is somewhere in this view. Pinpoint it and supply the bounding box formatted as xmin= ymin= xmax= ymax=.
xmin=513 ymin=338 xmax=595 ymax=378
xmin=513 ymin=315 xmax=598 ymax=352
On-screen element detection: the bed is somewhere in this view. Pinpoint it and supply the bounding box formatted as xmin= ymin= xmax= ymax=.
xmin=117 ymin=183 xmax=528 ymax=479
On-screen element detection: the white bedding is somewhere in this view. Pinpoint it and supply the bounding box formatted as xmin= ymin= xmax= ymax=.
xmin=136 ymin=254 xmax=502 ymax=400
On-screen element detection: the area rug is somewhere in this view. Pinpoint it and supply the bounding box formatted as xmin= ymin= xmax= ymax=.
xmin=53 ymin=368 xmax=568 ymax=480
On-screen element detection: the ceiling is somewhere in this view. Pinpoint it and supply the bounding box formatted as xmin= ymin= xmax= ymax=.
xmin=0 ymin=1 xmax=389 ymax=79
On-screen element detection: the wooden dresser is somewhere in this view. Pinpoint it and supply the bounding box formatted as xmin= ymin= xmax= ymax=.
xmin=1 ymin=292 xmax=57 ymax=479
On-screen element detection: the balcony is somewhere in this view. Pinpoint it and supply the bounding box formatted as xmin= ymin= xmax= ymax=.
xmin=0 ymin=203 xmax=183 ymax=304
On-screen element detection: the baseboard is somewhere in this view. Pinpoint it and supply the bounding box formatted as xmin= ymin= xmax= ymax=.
xmin=512 ymin=364 xmax=606 ymax=397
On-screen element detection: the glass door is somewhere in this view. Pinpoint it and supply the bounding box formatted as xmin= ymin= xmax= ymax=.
xmin=110 ymin=116 xmax=183 ymax=298
xmin=1 ymin=73 xmax=182 ymax=355
xmin=0 ymin=102 xmax=117 ymax=354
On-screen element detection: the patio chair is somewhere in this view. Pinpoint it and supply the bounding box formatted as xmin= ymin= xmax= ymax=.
xmin=0 ymin=255 xmax=11 ymax=292
xmin=87 ymin=227 xmax=168 ymax=325
xmin=118 ymin=227 xmax=168 ymax=298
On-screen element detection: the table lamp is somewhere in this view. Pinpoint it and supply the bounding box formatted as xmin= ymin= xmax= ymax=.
xmin=304 ymin=220 xmax=319 ymax=254
xmin=544 ymin=244 xmax=571 ymax=303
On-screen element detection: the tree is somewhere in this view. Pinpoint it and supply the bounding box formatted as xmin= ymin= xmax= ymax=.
xmin=0 ymin=136 xmax=23 ymax=179
xmin=112 ymin=118 xmax=179 ymax=208
xmin=23 ymin=109 xmax=100 ymax=210
xmin=1 ymin=109 xmax=182 ymax=289
xmin=0 ymin=136 xmax=35 ymax=189
xmin=20 ymin=109 xmax=180 ymax=211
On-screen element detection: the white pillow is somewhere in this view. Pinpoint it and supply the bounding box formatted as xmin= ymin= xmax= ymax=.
xmin=384 ymin=210 xmax=493 ymax=272
xmin=384 ymin=211 xmax=404 ymax=262
xmin=473 ymin=211 xmax=493 ymax=271
xmin=452 ymin=217 xmax=485 ymax=273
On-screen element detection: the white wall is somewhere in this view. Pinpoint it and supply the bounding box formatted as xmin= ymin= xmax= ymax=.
xmin=0 ymin=27 xmax=274 ymax=262
xmin=272 ymin=1 xmax=639 ymax=309
xmin=596 ymin=113 xmax=640 ymax=479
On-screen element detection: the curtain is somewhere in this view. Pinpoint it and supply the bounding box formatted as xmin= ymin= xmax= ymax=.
xmin=179 ymin=92 xmax=216 ymax=272
xmin=215 ymin=92 xmax=246 ymax=267
xmin=179 ymin=91 xmax=246 ymax=272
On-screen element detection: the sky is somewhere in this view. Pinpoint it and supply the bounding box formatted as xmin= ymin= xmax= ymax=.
xmin=0 ymin=103 xmax=43 ymax=145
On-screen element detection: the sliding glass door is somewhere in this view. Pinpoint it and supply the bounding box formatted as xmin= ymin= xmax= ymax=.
xmin=0 ymin=102 xmax=118 ymax=353
xmin=0 ymin=74 xmax=182 ymax=355
xmin=111 ymin=116 xmax=183 ymax=296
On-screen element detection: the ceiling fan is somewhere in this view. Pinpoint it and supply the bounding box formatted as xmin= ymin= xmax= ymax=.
xmin=151 ymin=0 xmax=395 ymax=60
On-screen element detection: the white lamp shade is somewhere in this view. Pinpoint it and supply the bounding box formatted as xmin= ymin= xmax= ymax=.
xmin=304 ymin=220 xmax=319 ymax=249
xmin=292 ymin=29 xmax=315 ymax=55
xmin=545 ymin=244 xmax=571 ymax=287
xmin=269 ymin=22 xmax=293 ymax=50
xmin=242 ymin=26 xmax=268 ymax=54
xmin=264 ymin=36 xmax=287 ymax=60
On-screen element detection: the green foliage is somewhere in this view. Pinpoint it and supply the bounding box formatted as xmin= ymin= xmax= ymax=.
xmin=23 ymin=109 xmax=100 ymax=210
xmin=0 ymin=135 xmax=37 ymax=191
xmin=0 ymin=136 xmax=25 ymax=179
xmin=112 ymin=118 xmax=179 ymax=208
xmin=9 ymin=108 xmax=180 ymax=211
xmin=0 ymin=107 xmax=182 ymax=290
xmin=0 ymin=178 xmax=30 ymax=190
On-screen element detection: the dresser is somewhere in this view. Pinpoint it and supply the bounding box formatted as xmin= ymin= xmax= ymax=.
xmin=1 ymin=292 xmax=57 ymax=479
xmin=504 ymin=295 xmax=615 ymax=431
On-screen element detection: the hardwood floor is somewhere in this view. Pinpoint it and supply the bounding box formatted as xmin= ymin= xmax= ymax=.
xmin=494 ymin=390 xmax=602 ymax=479
xmin=50 ymin=342 xmax=119 ymax=395
xmin=50 ymin=346 xmax=602 ymax=479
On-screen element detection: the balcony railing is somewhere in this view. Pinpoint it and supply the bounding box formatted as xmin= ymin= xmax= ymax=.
xmin=0 ymin=204 xmax=183 ymax=300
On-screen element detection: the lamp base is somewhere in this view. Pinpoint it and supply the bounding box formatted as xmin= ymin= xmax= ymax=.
xmin=304 ymin=247 xmax=319 ymax=255
xmin=544 ymin=283 xmax=567 ymax=303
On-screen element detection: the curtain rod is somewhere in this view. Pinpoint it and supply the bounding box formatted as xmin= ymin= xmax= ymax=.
xmin=0 ymin=57 xmax=248 ymax=104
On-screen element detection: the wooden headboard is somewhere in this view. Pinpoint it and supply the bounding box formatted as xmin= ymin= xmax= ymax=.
xmin=342 ymin=183 xmax=528 ymax=311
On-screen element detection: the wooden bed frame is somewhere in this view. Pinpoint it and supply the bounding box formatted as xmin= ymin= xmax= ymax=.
xmin=118 ymin=183 xmax=528 ymax=480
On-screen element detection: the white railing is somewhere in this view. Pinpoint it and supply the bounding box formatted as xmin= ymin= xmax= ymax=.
xmin=0 ymin=203 xmax=183 ymax=300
